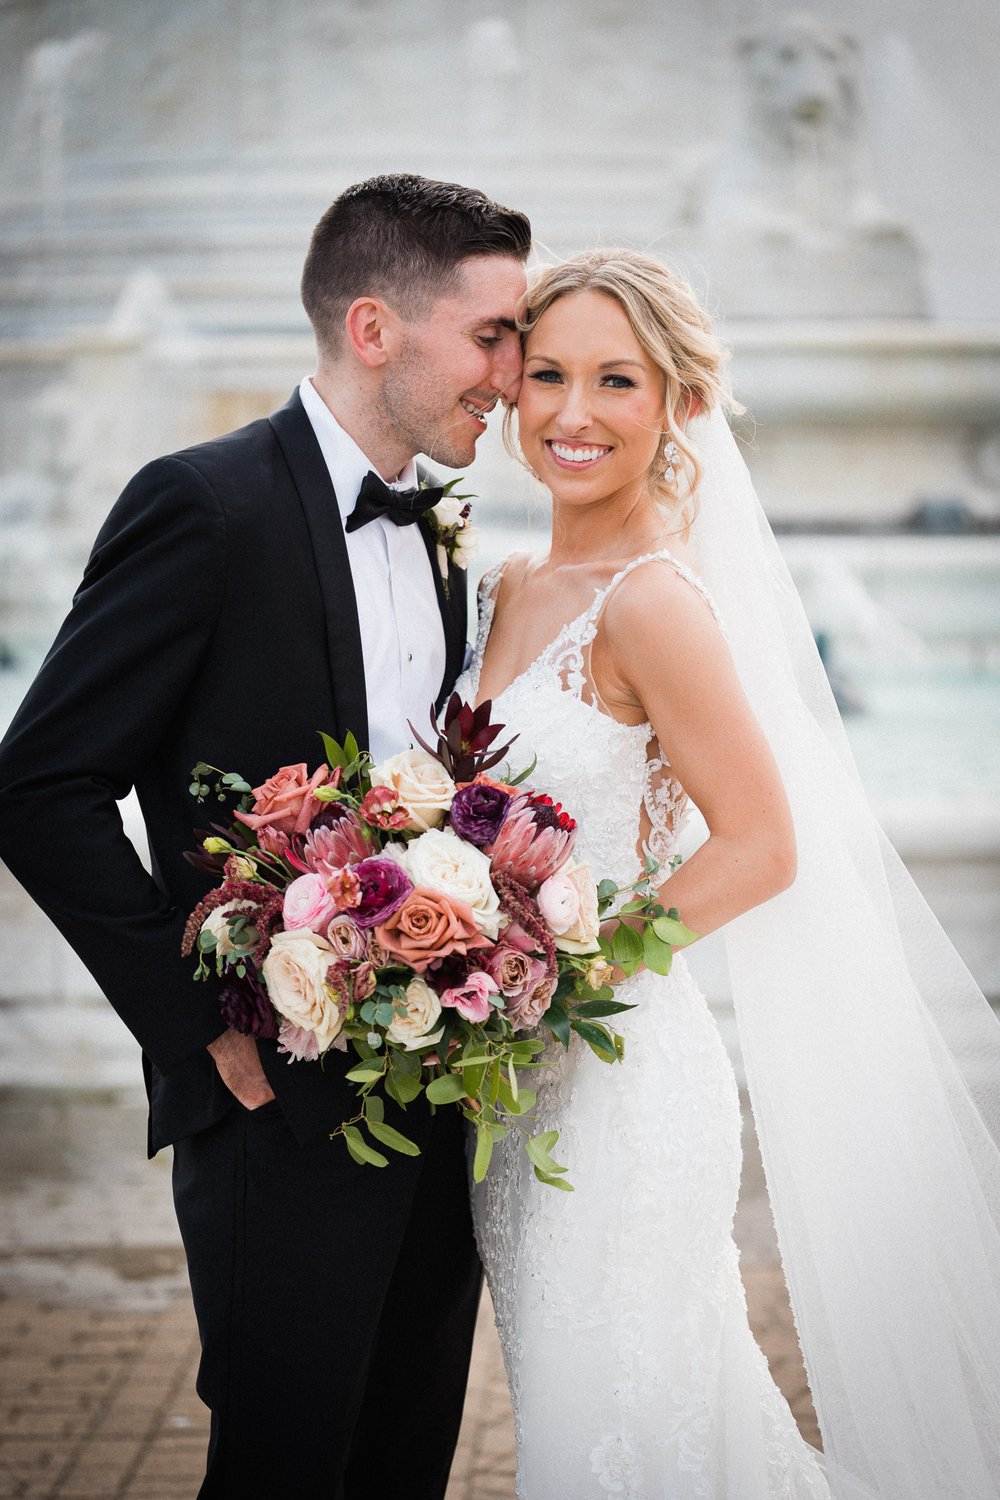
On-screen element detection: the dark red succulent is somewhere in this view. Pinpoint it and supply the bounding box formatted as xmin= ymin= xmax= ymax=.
xmin=410 ymin=694 xmax=516 ymax=784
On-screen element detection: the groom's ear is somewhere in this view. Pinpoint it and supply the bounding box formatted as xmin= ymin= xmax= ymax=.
xmin=344 ymin=296 xmax=399 ymax=369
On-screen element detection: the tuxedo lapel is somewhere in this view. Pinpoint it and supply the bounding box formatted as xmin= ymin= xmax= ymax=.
xmin=268 ymin=391 xmax=369 ymax=752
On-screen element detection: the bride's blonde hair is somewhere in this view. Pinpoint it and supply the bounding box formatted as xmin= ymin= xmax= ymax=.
xmin=506 ymin=249 xmax=735 ymax=526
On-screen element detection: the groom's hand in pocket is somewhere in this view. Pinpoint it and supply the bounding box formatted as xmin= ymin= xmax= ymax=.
xmin=207 ymin=1028 xmax=276 ymax=1110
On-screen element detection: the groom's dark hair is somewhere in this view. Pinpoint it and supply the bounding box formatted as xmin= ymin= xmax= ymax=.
xmin=301 ymin=173 xmax=531 ymax=352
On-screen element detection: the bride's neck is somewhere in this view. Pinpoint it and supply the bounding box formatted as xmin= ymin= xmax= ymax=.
xmin=547 ymin=489 xmax=666 ymax=567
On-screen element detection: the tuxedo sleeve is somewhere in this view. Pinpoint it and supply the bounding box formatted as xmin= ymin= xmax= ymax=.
xmin=0 ymin=456 xmax=228 ymax=1073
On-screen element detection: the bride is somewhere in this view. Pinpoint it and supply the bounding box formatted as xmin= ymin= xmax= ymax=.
xmin=455 ymin=250 xmax=1000 ymax=1498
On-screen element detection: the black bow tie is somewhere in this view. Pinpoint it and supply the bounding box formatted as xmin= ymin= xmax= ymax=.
xmin=345 ymin=471 xmax=444 ymax=534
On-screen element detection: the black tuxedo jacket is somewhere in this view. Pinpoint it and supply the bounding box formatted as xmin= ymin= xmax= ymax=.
xmin=0 ymin=391 xmax=468 ymax=1153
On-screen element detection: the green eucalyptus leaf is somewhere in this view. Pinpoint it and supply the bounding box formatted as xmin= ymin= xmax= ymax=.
xmin=652 ymin=915 xmax=699 ymax=948
xmin=345 ymin=1064 xmax=384 ymax=1084
xmin=532 ymin=1167 xmax=575 ymax=1192
xmin=642 ymin=926 xmax=675 ymax=975
xmin=363 ymin=1095 xmax=384 ymax=1124
xmin=366 ymin=1119 xmax=421 ymax=1156
xmin=611 ymin=924 xmax=644 ymax=964
xmin=343 ymin=1125 xmax=388 ymax=1168
xmin=473 ymin=1126 xmax=494 ymax=1183
xmin=425 ymin=1073 xmax=469 ymax=1105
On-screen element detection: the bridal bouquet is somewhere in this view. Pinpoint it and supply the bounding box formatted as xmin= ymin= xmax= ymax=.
xmin=183 ymin=697 xmax=695 ymax=1188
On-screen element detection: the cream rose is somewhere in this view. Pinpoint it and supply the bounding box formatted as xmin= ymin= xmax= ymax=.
xmin=537 ymin=858 xmax=601 ymax=954
xmin=451 ymin=521 xmax=479 ymax=569
xmin=261 ymin=930 xmax=342 ymax=1053
xmin=369 ymin=747 xmax=456 ymax=833
xmin=385 ymin=976 xmax=444 ymax=1052
xmin=201 ymin=900 xmax=253 ymax=959
xmin=403 ymin=827 xmax=502 ymax=939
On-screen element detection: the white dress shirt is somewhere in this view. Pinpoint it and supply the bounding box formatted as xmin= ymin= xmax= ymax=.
xmin=298 ymin=377 xmax=446 ymax=765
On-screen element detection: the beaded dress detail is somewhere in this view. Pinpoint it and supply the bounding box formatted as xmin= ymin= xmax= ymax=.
xmin=454 ymin=551 xmax=829 ymax=1499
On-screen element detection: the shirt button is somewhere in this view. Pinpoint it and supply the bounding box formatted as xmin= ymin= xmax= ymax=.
xmin=407 ymin=652 xmax=413 ymax=662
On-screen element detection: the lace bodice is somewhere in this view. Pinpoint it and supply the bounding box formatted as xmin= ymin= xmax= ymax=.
xmin=456 ymin=549 xmax=726 ymax=886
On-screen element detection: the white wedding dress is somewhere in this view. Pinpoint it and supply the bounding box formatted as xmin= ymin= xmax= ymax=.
xmin=455 ymin=549 xmax=830 ymax=1500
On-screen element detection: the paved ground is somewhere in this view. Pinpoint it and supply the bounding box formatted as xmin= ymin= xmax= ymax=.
xmin=0 ymin=1089 xmax=819 ymax=1499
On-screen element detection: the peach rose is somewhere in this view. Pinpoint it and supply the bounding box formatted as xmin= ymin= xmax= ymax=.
xmin=235 ymin=762 xmax=334 ymax=837
xmin=375 ymin=887 xmax=489 ymax=973
xmin=369 ymin=747 xmax=456 ymax=833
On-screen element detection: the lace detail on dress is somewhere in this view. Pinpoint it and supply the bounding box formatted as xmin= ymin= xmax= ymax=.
xmin=459 ymin=548 xmax=829 ymax=1499
xmin=459 ymin=549 xmax=725 ymax=875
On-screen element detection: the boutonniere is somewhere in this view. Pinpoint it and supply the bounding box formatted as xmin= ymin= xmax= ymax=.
xmin=423 ymin=477 xmax=479 ymax=596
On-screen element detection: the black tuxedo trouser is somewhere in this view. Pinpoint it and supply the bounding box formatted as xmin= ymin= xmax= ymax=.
xmin=172 ymin=1095 xmax=482 ymax=1500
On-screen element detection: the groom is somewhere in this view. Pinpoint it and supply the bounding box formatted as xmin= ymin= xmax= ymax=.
xmin=0 ymin=174 xmax=530 ymax=1498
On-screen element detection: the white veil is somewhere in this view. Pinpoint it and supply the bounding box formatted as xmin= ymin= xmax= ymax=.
xmin=686 ymin=408 xmax=1000 ymax=1498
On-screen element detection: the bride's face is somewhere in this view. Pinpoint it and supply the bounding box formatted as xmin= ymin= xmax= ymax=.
xmin=517 ymin=289 xmax=667 ymax=511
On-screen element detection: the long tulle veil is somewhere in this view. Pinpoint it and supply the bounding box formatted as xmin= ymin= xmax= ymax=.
xmin=686 ymin=408 xmax=1000 ymax=1497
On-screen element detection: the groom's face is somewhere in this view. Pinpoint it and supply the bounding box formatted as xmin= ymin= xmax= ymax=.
xmin=381 ymin=254 xmax=526 ymax=468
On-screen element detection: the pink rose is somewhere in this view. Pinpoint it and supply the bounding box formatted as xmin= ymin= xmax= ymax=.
xmin=505 ymin=972 xmax=557 ymax=1032
xmin=236 ymin=762 xmax=337 ymax=837
xmin=440 ymin=969 xmax=500 ymax=1023
xmin=326 ymin=914 xmax=368 ymax=961
xmin=282 ymin=873 xmax=337 ymax=932
xmin=485 ymin=944 xmax=549 ymax=1006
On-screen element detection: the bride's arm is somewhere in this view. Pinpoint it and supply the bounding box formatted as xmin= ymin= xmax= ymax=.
xmin=597 ymin=563 xmax=796 ymax=942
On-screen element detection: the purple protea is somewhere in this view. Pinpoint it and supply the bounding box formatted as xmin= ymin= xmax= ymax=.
xmin=352 ymin=856 xmax=414 ymax=929
xmin=449 ymin=781 xmax=511 ymax=848
xmin=218 ymin=970 xmax=279 ymax=1040
xmin=488 ymin=792 xmax=576 ymax=891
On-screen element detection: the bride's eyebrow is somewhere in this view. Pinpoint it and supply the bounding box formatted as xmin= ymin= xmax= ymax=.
xmin=524 ymin=354 xmax=645 ymax=370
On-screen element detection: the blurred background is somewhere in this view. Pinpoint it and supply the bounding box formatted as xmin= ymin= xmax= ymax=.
xmin=0 ymin=0 xmax=998 ymax=1491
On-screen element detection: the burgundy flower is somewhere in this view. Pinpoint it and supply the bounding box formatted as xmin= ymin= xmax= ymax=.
xmin=449 ymin=782 xmax=511 ymax=848
xmin=218 ymin=970 xmax=278 ymax=1041
xmin=352 ymin=856 xmax=414 ymax=929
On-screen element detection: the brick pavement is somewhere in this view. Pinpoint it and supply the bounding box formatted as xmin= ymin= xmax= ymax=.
xmin=0 ymin=1269 xmax=818 ymax=1499
xmin=0 ymin=1090 xmax=819 ymax=1498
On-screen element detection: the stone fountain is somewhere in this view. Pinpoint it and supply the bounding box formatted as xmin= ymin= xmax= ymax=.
xmin=0 ymin=4 xmax=997 ymax=1091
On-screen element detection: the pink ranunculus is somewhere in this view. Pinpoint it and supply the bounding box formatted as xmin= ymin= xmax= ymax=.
xmin=537 ymin=858 xmax=600 ymax=954
xmin=485 ymin=943 xmax=549 ymax=1006
xmin=282 ymin=873 xmax=337 ymax=932
xmin=236 ymin=762 xmax=336 ymax=837
xmin=440 ymin=969 xmax=500 ymax=1023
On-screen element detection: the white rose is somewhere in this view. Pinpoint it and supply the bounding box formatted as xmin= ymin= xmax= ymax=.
xmin=404 ymin=826 xmax=502 ymax=939
xmin=537 ymin=858 xmax=601 ymax=954
xmin=369 ymin=747 xmax=456 ymax=833
xmin=261 ymin=930 xmax=342 ymax=1053
xmin=451 ymin=521 xmax=479 ymax=569
xmin=201 ymin=900 xmax=253 ymax=959
xmin=430 ymin=496 xmax=466 ymax=530
xmin=386 ymin=976 xmax=444 ymax=1052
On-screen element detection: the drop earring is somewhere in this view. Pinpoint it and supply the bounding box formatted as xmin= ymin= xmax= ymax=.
xmin=663 ymin=440 xmax=680 ymax=484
